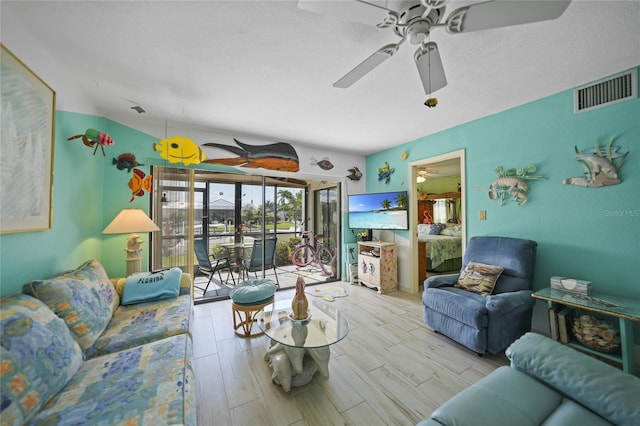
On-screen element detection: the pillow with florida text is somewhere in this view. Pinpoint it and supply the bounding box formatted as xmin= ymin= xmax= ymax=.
xmin=121 ymin=268 xmax=182 ymax=305
xmin=454 ymin=262 xmax=504 ymax=296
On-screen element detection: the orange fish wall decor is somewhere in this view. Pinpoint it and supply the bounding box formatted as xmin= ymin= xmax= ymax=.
xmin=128 ymin=168 xmax=152 ymax=202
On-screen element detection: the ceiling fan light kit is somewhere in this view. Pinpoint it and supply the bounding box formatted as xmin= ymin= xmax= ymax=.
xmin=302 ymin=0 xmax=572 ymax=99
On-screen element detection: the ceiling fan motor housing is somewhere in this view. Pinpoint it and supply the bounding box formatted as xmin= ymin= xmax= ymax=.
xmin=394 ymin=1 xmax=444 ymax=43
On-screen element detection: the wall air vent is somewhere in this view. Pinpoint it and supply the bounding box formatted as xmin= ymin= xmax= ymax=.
xmin=574 ymin=69 xmax=637 ymax=114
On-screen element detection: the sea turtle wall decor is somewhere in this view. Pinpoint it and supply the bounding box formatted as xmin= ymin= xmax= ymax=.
xmin=378 ymin=161 xmax=394 ymax=184
xmin=563 ymin=139 xmax=629 ymax=188
xmin=489 ymin=165 xmax=546 ymax=206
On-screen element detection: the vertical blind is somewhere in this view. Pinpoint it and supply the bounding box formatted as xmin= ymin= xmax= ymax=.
xmin=151 ymin=166 xmax=195 ymax=276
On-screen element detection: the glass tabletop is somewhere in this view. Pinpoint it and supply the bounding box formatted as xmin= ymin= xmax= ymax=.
xmin=533 ymin=288 xmax=640 ymax=321
xmin=257 ymin=299 xmax=349 ymax=349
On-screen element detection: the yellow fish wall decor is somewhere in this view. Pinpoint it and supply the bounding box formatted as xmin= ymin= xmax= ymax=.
xmin=128 ymin=168 xmax=152 ymax=202
xmin=154 ymin=136 xmax=206 ymax=166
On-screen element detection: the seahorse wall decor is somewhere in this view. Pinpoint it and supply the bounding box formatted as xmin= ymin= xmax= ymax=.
xmin=563 ymin=139 xmax=629 ymax=188
xmin=488 ymin=165 xmax=546 ymax=206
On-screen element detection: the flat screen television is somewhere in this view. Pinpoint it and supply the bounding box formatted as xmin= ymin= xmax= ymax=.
xmin=348 ymin=190 xmax=409 ymax=230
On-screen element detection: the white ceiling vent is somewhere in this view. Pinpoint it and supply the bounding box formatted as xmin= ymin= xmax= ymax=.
xmin=574 ymin=69 xmax=637 ymax=114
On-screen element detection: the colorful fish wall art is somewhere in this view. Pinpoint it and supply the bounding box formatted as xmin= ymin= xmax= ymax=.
xmin=128 ymin=168 xmax=152 ymax=202
xmin=113 ymin=153 xmax=143 ymax=172
xmin=203 ymin=138 xmax=299 ymax=172
xmin=378 ymin=161 xmax=394 ymax=184
xmin=67 ymin=129 xmax=115 ymax=156
xmin=310 ymin=157 xmax=334 ymax=170
xmin=154 ymin=136 xmax=206 ymax=166
xmin=563 ymin=139 xmax=629 ymax=188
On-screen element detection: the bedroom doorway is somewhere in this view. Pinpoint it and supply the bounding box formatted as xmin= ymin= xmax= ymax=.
xmin=409 ymin=149 xmax=466 ymax=294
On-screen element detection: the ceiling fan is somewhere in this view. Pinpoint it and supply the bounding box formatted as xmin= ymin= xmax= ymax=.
xmin=416 ymin=167 xmax=448 ymax=182
xmin=299 ymin=0 xmax=571 ymax=95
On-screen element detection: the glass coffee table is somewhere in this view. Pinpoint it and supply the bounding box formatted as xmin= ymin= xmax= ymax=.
xmin=257 ymin=299 xmax=349 ymax=391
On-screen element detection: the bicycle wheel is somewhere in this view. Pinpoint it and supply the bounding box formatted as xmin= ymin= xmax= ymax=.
xmin=291 ymin=245 xmax=315 ymax=267
xmin=316 ymin=246 xmax=334 ymax=276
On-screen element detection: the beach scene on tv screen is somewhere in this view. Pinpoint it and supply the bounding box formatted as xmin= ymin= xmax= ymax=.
xmin=349 ymin=192 xmax=408 ymax=229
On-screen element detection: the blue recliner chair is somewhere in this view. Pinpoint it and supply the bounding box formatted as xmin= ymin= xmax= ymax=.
xmin=422 ymin=236 xmax=537 ymax=354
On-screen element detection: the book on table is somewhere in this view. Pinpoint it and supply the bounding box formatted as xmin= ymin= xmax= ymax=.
xmin=548 ymin=307 xmax=559 ymax=341
xmin=557 ymin=307 xmax=573 ymax=344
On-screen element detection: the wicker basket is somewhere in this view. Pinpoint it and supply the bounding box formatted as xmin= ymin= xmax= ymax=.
xmin=572 ymin=314 xmax=620 ymax=353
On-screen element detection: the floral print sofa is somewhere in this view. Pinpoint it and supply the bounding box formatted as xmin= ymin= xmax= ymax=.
xmin=0 ymin=260 xmax=195 ymax=425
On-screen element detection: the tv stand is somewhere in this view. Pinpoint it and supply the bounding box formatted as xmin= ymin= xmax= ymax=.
xmin=357 ymin=241 xmax=397 ymax=293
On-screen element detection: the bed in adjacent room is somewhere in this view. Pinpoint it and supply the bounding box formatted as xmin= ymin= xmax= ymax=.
xmin=418 ymin=224 xmax=462 ymax=273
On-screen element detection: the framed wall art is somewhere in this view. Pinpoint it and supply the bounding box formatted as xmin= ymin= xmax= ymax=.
xmin=1 ymin=44 xmax=56 ymax=233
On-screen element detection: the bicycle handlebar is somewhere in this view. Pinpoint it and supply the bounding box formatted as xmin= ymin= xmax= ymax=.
xmin=300 ymin=231 xmax=323 ymax=239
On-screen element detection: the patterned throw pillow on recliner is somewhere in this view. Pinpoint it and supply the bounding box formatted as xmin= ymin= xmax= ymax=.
xmin=22 ymin=259 xmax=118 ymax=350
xmin=454 ymin=262 xmax=504 ymax=296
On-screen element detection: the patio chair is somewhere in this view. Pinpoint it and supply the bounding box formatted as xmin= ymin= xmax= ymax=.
xmin=242 ymin=238 xmax=279 ymax=287
xmin=194 ymin=239 xmax=235 ymax=294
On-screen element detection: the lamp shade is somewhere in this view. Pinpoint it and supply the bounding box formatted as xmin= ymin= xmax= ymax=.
xmin=102 ymin=209 xmax=160 ymax=234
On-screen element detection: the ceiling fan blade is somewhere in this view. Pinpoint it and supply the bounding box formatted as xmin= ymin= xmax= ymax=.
xmin=356 ymin=0 xmax=399 ymax=15
xmin=414 ymin=42 xmax=447 ymax=94
xmin=446 ymin=0 xmax=571 ymax=33
xmin=420 ymin=0 xmax=449 ymax=19
xmin=334 ymin=43 xmax=398 ymax=88
xmin=297 ymin=0 xmax=391 ymax=26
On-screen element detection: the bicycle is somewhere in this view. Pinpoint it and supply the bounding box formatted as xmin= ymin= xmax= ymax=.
xmin=290 ymin=231 xmax=334 ymax=276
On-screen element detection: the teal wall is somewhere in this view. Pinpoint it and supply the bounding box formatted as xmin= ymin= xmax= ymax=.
xmin=99 ymin=120 xmax=159 ymax=278
xmin=367 ymin=67 xmax=640 ymax=301
xmin=0 ymin=112 xmax=158 ymax=295
xmin=1 ymin=112 xmax=106 ymax=294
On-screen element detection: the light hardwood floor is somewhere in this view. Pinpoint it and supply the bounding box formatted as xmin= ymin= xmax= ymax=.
xmin=193 ymin=282 xmax=508 ymax=426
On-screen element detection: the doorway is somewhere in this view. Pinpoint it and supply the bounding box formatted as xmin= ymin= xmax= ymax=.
xmin=313 ymin=186 xmax=340 ymax=278
xmin=409 ymin=149 xmax=466 ymax=294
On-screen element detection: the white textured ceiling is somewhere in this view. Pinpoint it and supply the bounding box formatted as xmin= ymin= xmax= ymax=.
xmin=2 ymin=0 xmax=639 ymax=155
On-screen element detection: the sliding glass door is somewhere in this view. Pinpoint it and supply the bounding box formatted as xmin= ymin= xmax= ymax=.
xmin=151 ymin=166 xmax=195 ymax=274
xmin=314 ymin=186 xmax=340 ymax=277
xmin=151 ymin=168 xmax=340 ymax=302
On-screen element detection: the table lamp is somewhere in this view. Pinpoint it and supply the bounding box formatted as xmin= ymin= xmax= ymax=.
xmin=103 ymin=208 xmax=160 ymax=275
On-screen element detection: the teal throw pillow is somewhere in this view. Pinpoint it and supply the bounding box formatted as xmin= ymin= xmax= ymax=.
xmin=121 ymin=268 xmax=182 ymax=305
